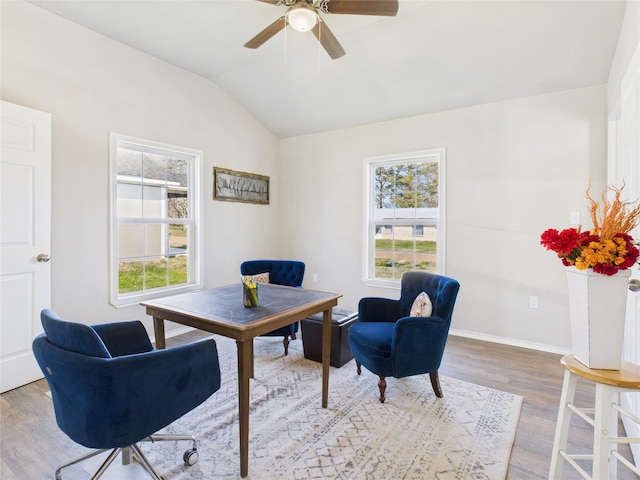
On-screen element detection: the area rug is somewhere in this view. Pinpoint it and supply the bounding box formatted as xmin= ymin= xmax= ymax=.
xmin=139 ymin=336 xmax=522 ymax=480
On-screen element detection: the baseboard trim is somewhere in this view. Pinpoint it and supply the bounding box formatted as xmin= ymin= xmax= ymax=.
xmin=153 ymin=324 xmax=571 ymax=356
xmin=449 ymin=328 xmax=572 ymax=356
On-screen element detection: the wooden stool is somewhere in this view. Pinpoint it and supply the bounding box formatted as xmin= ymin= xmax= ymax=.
xmin=549 ymin=355 xmax=640 ymax=479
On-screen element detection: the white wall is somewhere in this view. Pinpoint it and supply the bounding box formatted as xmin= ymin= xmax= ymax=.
xmin=1 ymin=1 xmax=281 ymax=333
xmin=279 ymin=85 xmax=608 ymax=352
xmin=1 ymin=1 xmax=614 ymax=353
xmin=607 ymin=0 xmax=640 ymax=109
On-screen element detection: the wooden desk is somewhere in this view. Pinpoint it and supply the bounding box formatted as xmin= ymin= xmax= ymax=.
xmin=142 ymin=283 xmax=341 ymax=477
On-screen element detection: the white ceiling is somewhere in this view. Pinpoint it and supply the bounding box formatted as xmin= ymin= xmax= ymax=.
xmin=28 ymin=0 xmax=627 ymax=138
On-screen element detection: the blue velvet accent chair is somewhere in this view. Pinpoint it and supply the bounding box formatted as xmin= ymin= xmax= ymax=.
xmin=32 ymin=309 xmax=221 ymax=480
xmin=240 ymin=260 xmax=305 ymax=355
xmin=348 ymin=271 xmax=460 ymax=403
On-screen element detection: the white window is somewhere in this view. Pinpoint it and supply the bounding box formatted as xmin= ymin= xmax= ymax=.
xmin=363 ymin=148 xmax=446 ymax=287
xmin=109 ymin=134 xmax=202 ymax=307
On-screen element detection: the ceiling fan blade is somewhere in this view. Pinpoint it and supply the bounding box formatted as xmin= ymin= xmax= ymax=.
xmin=325 ymin=0 xmax=399 ymax=16
xmin=312 ymin=20 xmax=346 ymax=59
xmin=244 ymin=16 xmax=286 ymax=49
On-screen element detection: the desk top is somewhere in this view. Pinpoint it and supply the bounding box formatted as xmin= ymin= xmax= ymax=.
xmin=142 ymin=283 xmax=341 ymax=340
xmin=561 ymin=355 xmax=640 ymax=389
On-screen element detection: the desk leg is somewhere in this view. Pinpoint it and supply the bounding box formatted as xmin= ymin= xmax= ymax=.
xmin=153 ymin=317 xmax=166 ymax=350
xmin=321 ymin=308 xmax=333 ymax=408
xmin=237 ymin=338 xmax=253 ymax=478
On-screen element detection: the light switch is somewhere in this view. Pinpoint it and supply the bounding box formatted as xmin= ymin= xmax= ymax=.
xmin=569 ymin=211 xmax=580 ymax=225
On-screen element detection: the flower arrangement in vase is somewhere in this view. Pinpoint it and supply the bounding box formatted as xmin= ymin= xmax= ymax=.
xmin=540 ymin=183 xmax=640 ymax=369
xmin=540 ymin=183 xmax=640 ymax=275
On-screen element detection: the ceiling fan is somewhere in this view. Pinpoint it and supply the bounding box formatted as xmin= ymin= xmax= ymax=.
xmin=244 ymin=0 xmax=399 ymax=60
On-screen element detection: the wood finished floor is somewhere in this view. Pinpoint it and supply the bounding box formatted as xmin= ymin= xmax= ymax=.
xmin=1 ymin=333 xmax=637 ymax=479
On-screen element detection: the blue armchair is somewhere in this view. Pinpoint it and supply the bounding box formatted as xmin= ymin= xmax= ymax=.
xmin=240 ymin=260 xmax=305 ymax=355
xmin=32 ymin=309 xmax=221 ymax=480
xmin=348 ymin=271 xmax=460 ymax=403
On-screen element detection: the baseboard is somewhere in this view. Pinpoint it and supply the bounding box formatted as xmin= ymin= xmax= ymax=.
xmin=449 ymin=328 xmax=572 ymax=356
xmin=155 ymin=325 xmax=571 ymax=356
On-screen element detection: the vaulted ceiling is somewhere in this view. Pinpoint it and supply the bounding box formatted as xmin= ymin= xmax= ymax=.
xmin=28 ymin=0 xmax=627 ymax=138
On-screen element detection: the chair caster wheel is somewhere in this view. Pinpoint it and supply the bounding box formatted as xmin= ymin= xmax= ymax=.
xmin=183 ymin=448 xmax=198 ymax=466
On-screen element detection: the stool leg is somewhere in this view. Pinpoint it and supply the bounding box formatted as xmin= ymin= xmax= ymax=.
xmin=593 ymin=383 xmax=617 ymax=480
xmin=549 ymin=369 xmax=578 ymax=480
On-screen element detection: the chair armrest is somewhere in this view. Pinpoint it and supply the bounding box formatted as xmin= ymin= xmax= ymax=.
xmin=391 ymin=316 xmax=450 ymax=377
xmin=358 ymin=297 xmax=401 ymax=323
xmin=93 ymin=320 xmax=153 ymax=357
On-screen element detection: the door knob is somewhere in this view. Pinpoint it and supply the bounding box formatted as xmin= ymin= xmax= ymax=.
xmin=36 ymin=254 xmax=50 ymax=263
xmin=629 ymin=279 xmax=640 ymax=292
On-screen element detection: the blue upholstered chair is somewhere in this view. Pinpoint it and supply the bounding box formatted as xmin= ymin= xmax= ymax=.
xmin=240 ymin=260 xmax=305 ymax=355
xmin=32 ymin=309 xmax=221 ymax=480
xmin=348 ymin=271 xmax=460 ymax=403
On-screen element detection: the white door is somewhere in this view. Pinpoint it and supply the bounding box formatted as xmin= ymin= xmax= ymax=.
xmin=611 ymin=43 xmax=640 ymax=463
xmin=0 ymin=101 xmax=51 ymax=393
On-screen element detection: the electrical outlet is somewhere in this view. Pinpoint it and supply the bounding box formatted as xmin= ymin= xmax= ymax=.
xmin=312 ymin=273 xmax=318 ymax=283
xmin=529 ymin=296 xmax=539 ymax=309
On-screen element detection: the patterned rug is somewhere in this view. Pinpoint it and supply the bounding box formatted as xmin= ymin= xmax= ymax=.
xmin=140 ymin=335 xmax=522 ymax=480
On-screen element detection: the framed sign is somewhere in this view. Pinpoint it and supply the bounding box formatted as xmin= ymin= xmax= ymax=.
xmin=213 ymin=167 xmax=269 ymax=204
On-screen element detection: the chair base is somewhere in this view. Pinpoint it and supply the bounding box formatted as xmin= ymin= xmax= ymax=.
xmin=55 ymin=434 xmax=198 ymax=480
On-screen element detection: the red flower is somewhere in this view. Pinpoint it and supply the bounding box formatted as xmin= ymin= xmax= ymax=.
xmin=615 ymin=233 xmax=639 ymax=269
xmin=593 ymin=263 xmax=619 ymax=276
xmin=540 ymin=228 xmax=583 ymax=257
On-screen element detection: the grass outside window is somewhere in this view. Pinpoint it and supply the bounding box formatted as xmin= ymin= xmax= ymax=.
xmin=119 ymin=255 xmax=188 ymax=293
xmin=374 ymin=239 xmax=436 ymax=278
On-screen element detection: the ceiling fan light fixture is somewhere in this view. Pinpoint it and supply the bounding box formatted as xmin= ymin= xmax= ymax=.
xmin=286 ymin=4 xmax=318 ymax=32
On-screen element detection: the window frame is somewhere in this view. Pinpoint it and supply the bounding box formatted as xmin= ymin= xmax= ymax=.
xmin=362 ymin=148 xmax=446 ymax=288
xmin=109 ymin=133 xmax=203 ymax=307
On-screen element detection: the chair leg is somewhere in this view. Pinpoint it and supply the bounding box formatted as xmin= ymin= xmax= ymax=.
xmin=356 ymin=360 xmax=362 ymax=375
xmin=145 ymin=433 xmax=196 ymax=446
xmin=283 ymin=335 xmax=290 ymax=355
xmin=54 ymin=448 xmax=111 ymax=480
xmin=91 ymin=448 xmax=122 ymax=480
xmin=378 ymin=376 xmax=387 ymax=403
xmin=131 ymin=444 xmax=164 ymax=480
xmin=429 ymin=370 xmax=443 ymax=398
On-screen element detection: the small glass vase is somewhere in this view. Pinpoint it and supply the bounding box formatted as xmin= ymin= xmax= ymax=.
xmin=243 ymin=283 xmax=259 ymax=308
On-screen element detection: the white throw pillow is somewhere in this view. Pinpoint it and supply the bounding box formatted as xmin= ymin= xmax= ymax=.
xmin=410 ymin=292 xmax=433 ymax=317
xmin=253 ymin=272 xmax=270 ymax=284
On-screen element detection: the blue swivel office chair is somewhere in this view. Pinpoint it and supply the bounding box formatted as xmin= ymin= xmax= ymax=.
xmin=240 ymin=260 xmax=305 ymax=355
xmin=348 ymin=271 xmax=460 ymax=403
xmin=32 ymin=309 xmax=221 ymax=480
